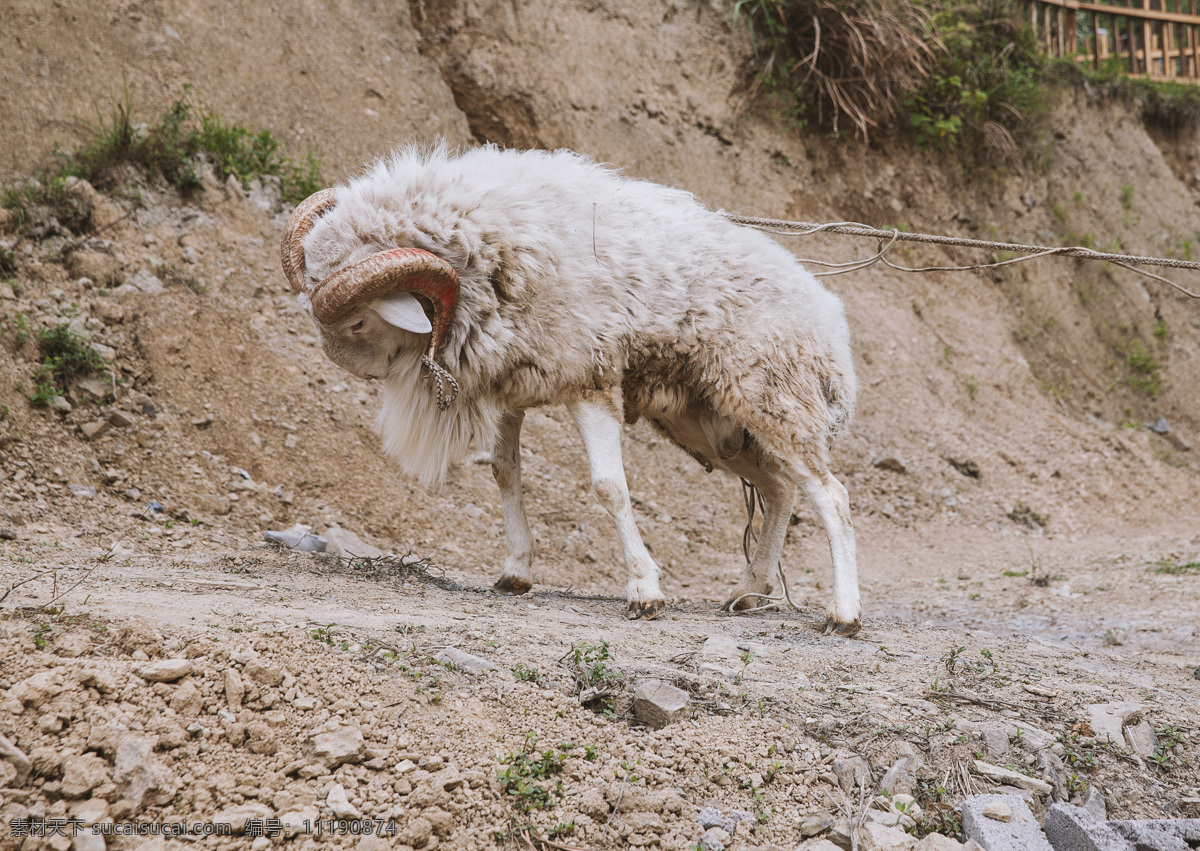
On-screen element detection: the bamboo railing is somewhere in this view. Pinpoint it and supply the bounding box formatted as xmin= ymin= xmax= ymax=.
xmin=1020 ymin=0 xmax=1200 ymax=81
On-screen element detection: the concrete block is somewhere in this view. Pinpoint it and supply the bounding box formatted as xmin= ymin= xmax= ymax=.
xmin=962 ymin=794 xmax=1055 ymax=851
xmin=1108 ymin=820 xmax=1200 ymax=848
xmin=1043 ymin=804 xmax=1133 ymax=851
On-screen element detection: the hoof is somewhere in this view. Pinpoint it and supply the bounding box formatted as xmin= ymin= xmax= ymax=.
xmin=626 ymin=599 xmax=666 ymax=620
xmin=493 ymin=576 xmax=533 ymax=595
xmin=822 ymin=617 xmax=861 ymax=637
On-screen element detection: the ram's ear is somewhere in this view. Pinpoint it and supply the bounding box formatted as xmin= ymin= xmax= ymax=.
xmin=368 ymin=292 xmax=432 ymax=334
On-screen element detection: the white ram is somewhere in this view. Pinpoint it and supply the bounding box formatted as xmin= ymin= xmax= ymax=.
xmin=281 ymin=144 xmax=862 ymax=633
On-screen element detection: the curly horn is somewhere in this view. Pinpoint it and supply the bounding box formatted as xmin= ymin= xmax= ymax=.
xmin=310 ymin=247 xmax=459 ymax=362
xmin=280 ymin=188 xmax=338 ymax=293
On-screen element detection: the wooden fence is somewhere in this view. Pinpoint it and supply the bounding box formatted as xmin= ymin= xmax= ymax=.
xmin=1020 ymin=0 xmax=1200 ymax=81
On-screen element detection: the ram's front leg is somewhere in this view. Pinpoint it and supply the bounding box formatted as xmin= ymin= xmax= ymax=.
xmin=568 ymin=392 xmax=665 ymax=619
xmin=492 ymin=409 xmax=536 ymax=595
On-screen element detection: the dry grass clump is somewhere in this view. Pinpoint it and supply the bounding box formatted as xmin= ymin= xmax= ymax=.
xmin=737 ymin=0 xmax=936 ymax=138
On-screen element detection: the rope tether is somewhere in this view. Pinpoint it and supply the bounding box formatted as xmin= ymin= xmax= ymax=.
xmin=722 ymin=214 xmax=1200 ymax=299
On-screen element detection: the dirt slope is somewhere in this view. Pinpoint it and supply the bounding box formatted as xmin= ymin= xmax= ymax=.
xmin=2 ymin=0 xmax=1199 ymax=849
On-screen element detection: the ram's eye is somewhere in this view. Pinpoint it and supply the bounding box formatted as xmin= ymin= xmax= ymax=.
xmin=349 ymin=320 xmax=365 ymax=333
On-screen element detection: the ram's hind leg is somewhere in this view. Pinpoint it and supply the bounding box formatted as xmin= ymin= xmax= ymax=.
xmin=722 ymin=464 xmax=796 ymax=612
xmin=491 ymin=410 xmax=535 ymax=595
xmin=568 ymin=393 xmax=665 ymax=620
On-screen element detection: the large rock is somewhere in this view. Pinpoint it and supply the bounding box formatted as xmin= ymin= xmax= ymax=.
xmin=113 ymin=735 xmax=178 ymax=811
xmin=631 ymin=679 xmax=689 ymax=730
xmin=961 ymin=794 xmax=1054 ymax=851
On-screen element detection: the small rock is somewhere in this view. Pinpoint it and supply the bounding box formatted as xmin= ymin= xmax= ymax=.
xmin=244 ymin=658 xmax=285 ymax=687
xmin=0 ymin=733 xmax=33 ymax=783
xmin=326 ymin=783 xmax=361 ymax=818
xmin=70 ymin=483 xmax=98 ymax=497
xmin=213 ymin=802 xmax=274 ymax=834
xmin=0 ymin=527 xmax=17 ymax=540
xmin=800 ymin=812 xmax=836 ymax=837
xmin=134 ymin=658 xmax=193 ymax=682
xmin=324 ymin=525 xmax=384 ymax=559
xmin=306 ymin=723 xmax=365 ymax=768
xmin=914 ymin=836 xmax=968 ymax=850
xmin=106 ymin=409 xmax=136 ymax=428
xmin=1148 ymin=417 xmax=1171 ymax=435
xmin=630 ymin=679 xmax=689 ymax=730
xmin=80 ymin=421 xmax=110 ymax=440
xmin=982 ymin=801 xmax=1011 ymax=822
xmin=981 ymin=725 xmax=1010 ymax=759
xmin=872 ymin=453 xmax=907 ymax=474
xmin=169 ymin=681 xmax=204 ymax=717
xmin=263 ymin=527 xmax=327 ymax=552
xmin=863 ymin=821 xmax=917 ymax=849
xmin=833 ymin=755 xmax=872 ymax=793
xmin=396 ymin=816 xmax=432 ymax=848
xmin=1086 ymin=702 xmax=1143 ymax=745
xmin=196 ymin=494 xmax=231 ymax=516
xmin=434 ymin=648 xmax=497 ymax=673
xmin=113 ymin=735 xmax=178 ymax=812
xmin=224 ymin=668 xmax=245 ymax=708
xmin=191 ymin=413 xmax=214 ymax=428
xmin=1124 ymin=720 xmax=1158 ymax=759
xmin=129 ymin=269 xmax=163 ymax=294
xmin=1082 ymin=787 xmax=1107 ymax=821
xmin=698 ymin=827 xmax=731 ymax=851
xmin=972 ymin=760 xmax=1052 ymax=795
xmin=51 ymin=631 xmax=92 ymax=658
xmin=77 ymin=377 xmax=114 ymax=401
xmin=60 ymin=754 xmax=110 ymax=799
xmin=52 ymin=394 xmax=73 ymax=413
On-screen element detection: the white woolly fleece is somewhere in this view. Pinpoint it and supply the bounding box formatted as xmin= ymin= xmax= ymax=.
xmin=302 ymin=144 xmax=856 ymax=487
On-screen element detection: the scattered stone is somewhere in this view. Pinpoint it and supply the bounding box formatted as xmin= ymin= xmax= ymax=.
xmin=263 ymin=527 xmax=327 ymax=552
xmin=60 ymin=754 xmax=111 ymax=799
xmin=982 ymin=801 xmax=1012 ymax=822
xmin=1123 ymin=720 xmax=1158 ymax=759
xmin=196 ymin=494 xmax=231 ymax=515
xmin=1043 ymin=804 xmax=1133 ymax=851
xmin=244 ymin=658 xmax=285 ymax=687
xmin=169 ymin=681 xmax=204 ymax=717
xmin=972 ymin=760 xmax=1053 ymax=795
xmin=70 ymin=482 xmax=98 ymax=497
xmin=134 ymin=658 xmax=194 ymax=682
xmin=962 ymin=794 xmax=1054 ymax=851
xmin=863 ymin=820 xmax=917 ymax=849
xmin=873 ymin=452 xmax=907 ymax=473
xmin=800 ymin=812 xmax=837 ymax=837
xmin=1086 ymin=703 xmax=1143 ymax=745
xmin=326 ymin=783 xmax=361 ymax=818
xmin=306 ymin=722 xmax=365 ymax=767
xmin=107 ymin=409 xmax=136 ymax=428
xmin=0 ymin=732 xmax=33 ymax=783
xmin=698 ymin=827 xmax=731 ymax=851
xmin=914 ymin=836 xmax=968 ymax=850
xmin=833 ymin=755 xmax=872 ymax=793
xmin=982 ymin=725 xmax=1010 ymax=759
xmin=214 ymin=803 xmax=274 ymax=834
xmin=129 ymin=269 xmax=164 ymax=294
xmin=80 ymin=420 xmax=110 ymax=440
xmin=77 ymin=376 xmax=114 ymax=401
xmin=1082 ymin=788 xmax=1107 ymax=822
xmin=434 ymin=647 xmax=497 ymax=674
xmin=113 ymin=735 xmax=178 ymax=812
xmin=323 ymin=524 xmax=384 ymax=559
xmin=631 ymin=679 xmax=689 ymax=729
